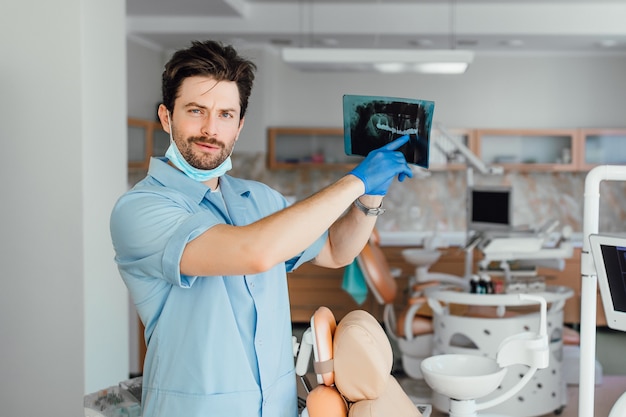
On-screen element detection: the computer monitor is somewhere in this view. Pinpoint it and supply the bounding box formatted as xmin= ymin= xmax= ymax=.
xmin=467 ymin=185 xmax=513 ymax=232
xmin=589 ymin=234 xmax=626 ymax=332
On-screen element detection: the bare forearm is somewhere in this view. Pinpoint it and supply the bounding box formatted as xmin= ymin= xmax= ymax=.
xmin=312 ymin=195 xmax=382 ymax=268
xmin=181 ymin=175 xmax=366 ymax=276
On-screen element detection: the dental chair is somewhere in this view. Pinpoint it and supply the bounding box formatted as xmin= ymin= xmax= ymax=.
xmin=356 ymin=230 xmax=468 ymax=379
xmin=294 ymin=306 xmax=423 ymax=417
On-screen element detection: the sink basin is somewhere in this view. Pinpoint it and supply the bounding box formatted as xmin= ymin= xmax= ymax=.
xmin=420 ymin=354 xmax=507 ymax=400
xmin=401 ymin=248 xmax=441 ymax=267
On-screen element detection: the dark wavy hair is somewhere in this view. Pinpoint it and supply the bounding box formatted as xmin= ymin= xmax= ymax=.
xmin=161 ymin=40 xmax=257 ymax=118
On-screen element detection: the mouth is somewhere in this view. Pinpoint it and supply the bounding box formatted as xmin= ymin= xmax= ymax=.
xmin=192 ymin=140 xmax=222 ymax=153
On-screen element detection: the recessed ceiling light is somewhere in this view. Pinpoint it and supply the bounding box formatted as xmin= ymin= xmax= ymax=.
xmin=597 ymin=39 xmax=618 ymax=48
xmin=501 ymin=39 xmax=524 ymax=47
xmin=317 ymin=38 xmax=339 ymax=47
xmin=457 ymin=39 xmax=478 ymax=47
xmin=281 ymin=48 xmax=474 ymax=74
xmin=270 ymin=38 xmax=292 ymax=46
xmin=409 ymin=39 xmax=434 ymax=48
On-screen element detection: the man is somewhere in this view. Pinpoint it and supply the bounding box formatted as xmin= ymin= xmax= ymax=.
xmin=110 ymin=40 xmax=412 ymax=417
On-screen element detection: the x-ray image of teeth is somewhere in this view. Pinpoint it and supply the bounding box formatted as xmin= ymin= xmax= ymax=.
xmin=343 ymin=94 xmax=435 ymax=168
xmin=375 ymin=121 xmax=418 ymax=136
xmin=368 ymin=113 xmax=419 ymax=137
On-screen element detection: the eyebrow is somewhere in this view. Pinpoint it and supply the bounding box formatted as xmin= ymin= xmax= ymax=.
xmin=184 ymin=102 xmax=239 ymax=114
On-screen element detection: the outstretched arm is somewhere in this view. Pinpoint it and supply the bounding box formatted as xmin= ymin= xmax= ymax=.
xmin=312 ymin=136 xmax=413 ymax=268
xmin=180 ymin=136 xmax=412 ymax=276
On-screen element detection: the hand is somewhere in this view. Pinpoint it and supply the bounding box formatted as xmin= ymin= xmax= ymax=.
xmin=348 ymin=135 xmax=413 ymax=195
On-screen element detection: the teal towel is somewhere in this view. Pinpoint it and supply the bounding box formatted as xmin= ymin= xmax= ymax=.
xmin=342 ymin=259 xmax=368 ymax=305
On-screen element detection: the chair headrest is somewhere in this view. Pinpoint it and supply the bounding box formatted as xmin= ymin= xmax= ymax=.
xmin=311 ymin=306 xmax=337 ymax=386
xmin=333 ymin=310 xmax=393 ymax=402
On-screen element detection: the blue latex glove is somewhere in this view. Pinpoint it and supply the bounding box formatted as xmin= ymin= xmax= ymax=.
xmin=349 ymin=135 xmax=413 ymax=195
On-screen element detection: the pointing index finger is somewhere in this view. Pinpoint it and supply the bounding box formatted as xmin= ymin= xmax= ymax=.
xmin=384 ymin=134 xmax=410 ymax=150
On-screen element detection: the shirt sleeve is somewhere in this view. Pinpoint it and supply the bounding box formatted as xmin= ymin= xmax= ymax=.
xmin=110 ymin=189 xmax=217 ymax=288
xmin=285 ymin=231 xmax=328 ymax=272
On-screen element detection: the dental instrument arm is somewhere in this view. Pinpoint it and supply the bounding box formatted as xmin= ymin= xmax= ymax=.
xmin=434 ymin=123 xmax=504 ymax=175
xmin=294 ymin=329 xmax=314 ymax=393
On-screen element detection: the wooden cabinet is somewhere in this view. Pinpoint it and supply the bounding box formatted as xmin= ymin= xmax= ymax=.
xmin=268 ymin=126 xmax=626 ymax=172
xmin=128 ymin=117 xmax=169 ymax=170
xmin=474 ymin=128 xmax=579 ymax=172
xmin=287 ymin=263 xmax=382 ymax=323
xmin=266 ymin=127 xmax=362 ymax=170
xmin=287 ymin=245 xmax=475 ymax=323
xmin=288 ymin=245 xmax=605 ymax=326
xmin=267 ymin=126 xmax=476 ymax=172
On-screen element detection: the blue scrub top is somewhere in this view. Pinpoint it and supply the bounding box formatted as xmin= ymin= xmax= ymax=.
xmin=110 ymin=157 xmax=326 ymax=417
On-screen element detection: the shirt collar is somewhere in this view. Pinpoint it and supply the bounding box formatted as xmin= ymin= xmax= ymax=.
xmin=147 ymin=157 xmax=251 ymax=204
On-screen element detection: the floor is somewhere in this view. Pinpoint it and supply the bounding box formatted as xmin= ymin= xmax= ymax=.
xmin=293 ymin=324 xmax=626 ymax=417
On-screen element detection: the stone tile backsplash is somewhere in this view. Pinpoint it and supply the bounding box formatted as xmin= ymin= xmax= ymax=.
xmin=131 ymin=152 xmax=626 ymax=235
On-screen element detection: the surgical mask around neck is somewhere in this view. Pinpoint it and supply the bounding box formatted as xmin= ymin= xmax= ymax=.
xmin=164 ymin=112 xmax=233 ymax=183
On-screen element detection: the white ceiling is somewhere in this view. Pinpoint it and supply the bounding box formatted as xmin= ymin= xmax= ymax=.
xmin=126 ymin=0 xmax=626 ymax=55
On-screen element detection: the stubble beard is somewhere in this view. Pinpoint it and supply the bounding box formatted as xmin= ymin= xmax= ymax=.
xmin=177 ymin=135 xmax=231 ymax=170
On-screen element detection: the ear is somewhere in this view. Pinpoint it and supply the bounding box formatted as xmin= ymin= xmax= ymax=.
xmin=157 ymin=104 xmax=171 ymax=133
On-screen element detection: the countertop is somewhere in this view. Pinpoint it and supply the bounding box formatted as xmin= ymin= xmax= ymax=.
xmin=378 ymin=231 xmax=585 ymax=248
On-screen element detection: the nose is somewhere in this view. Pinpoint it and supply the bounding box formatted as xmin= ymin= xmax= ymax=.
xmin=200 ymin=115 xmax=218 ymax=137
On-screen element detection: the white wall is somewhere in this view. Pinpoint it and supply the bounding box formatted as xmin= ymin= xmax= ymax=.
xmin=267 ymin=53 xmax=626 ymax=130
xmin=0 ymin=0 xmax=128 ymax=414
xmin=82 ymin=0 xmax=130 ymax=394
xmin=128 ymin=46 xmax=626 ymax=144
xmin=127 ymin=38 xmax=165 ymax=121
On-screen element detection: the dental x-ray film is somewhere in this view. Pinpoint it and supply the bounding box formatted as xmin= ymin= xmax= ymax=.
xmin=343 ymin=94 xmax=435 ymax=168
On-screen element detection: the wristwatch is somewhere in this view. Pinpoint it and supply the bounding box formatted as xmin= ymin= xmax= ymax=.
xmin=354 ymin=198 xmax=385 ymax=216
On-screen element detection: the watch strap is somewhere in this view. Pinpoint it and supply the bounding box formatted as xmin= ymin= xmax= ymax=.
xmin=354 ymin=198 xmax=385 ymax=216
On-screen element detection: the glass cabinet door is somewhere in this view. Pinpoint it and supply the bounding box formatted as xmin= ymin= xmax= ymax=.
xmin=267 ymin=127 xmax=362 ymax=170
xmin=580 ymin=129 xmax=626 ymax=169
xmin=475 ymin=129 xmax=578 ymax=172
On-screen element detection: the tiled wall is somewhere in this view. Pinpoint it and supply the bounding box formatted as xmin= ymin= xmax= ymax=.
xmin=230 ymin=153 xmax=626 ymax=235
xmin=130 ymin=153 xmax=626 ymax=235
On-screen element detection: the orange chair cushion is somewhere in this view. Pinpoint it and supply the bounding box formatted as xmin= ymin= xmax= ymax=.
xmin=306 ymin=385 xmax=348 ymax=417
xmin=357 ymin=241 xmax=397 ymax=305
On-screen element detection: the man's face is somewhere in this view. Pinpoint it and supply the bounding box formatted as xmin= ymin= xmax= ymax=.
xmin=168 ymin=76 xmax=243 ymax=170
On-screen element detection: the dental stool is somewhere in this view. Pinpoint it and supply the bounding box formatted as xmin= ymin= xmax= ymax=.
xmin=356 ymin=230 xmax=468 ymax=380
xmin=295 ymin=306 xmax=422 ymax=417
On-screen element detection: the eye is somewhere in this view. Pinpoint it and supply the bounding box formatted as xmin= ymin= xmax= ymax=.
xmin=188 ymin=108 xmax=203 ymax=116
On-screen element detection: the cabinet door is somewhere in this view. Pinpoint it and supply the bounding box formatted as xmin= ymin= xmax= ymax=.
xmin=267 ymin=127 xmax=362 ymax=170
xmin=579 ymin=129 xmax=626 ymax=169
xmin=128 ymin=118 xmax=168 ymax=170
xmin=475 ymin=129 xmax=578 ymax=172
